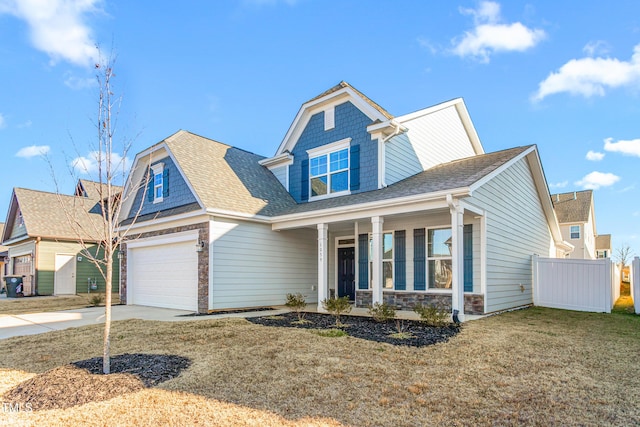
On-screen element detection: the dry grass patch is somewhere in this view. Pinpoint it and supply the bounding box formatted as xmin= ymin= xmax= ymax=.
xmin=1 ymin=309 xmax=640 ymax=426
xmin=0 ymin=293 xmax=120 ymax=315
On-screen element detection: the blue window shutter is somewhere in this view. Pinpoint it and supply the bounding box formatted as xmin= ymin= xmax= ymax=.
xmin=464 ymin=224 xmax=473 ymax=292
xmin=146 ymin=175 xmax=154 ymax=202
xmin=350 ymin=145 xmax=360 ymax=191
xmin=162 ymin=168 xmax=169 ymax=198
xmin=358 ymin=233 xmax=368 ymax=289
xmin=300 ymin=159 xmax=309 ymax=202
xmin=414 ymin=228 xmax=426 ymax=291
xmin=394 ymin=230 xmax=406 ymax=290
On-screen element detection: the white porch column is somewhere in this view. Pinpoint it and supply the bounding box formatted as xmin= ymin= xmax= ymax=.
xmin=449 ymin=198 xmax=465 ymax=322
xmin=317 ymin=223 xmax=329 ymax=311
xmin=371 ymin=216 xmax=384 ymax=305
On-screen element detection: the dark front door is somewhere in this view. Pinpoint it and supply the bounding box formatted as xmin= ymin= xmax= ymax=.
xmin=337 ymin=247 xmax=355 ymax=301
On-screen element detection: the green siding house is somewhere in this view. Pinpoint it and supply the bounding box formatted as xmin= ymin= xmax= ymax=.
xmin=1 ymin=180 xmax=120 ymax=296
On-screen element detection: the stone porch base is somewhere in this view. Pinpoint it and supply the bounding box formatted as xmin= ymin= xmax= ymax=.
xmin=355 ymin=290 xmax=485 ymax=315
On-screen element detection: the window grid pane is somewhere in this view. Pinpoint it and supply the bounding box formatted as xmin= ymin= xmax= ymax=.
xmin=428 ymin=228 xmax=452 ymax=257
xmin=330 ymin=149 xmax=348 ymax=172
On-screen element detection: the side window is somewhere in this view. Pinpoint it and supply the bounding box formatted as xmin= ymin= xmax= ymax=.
xmin=570 ymin=225 xmax=580 ymax=239
xmin=428 ymin=228 xmax=453 ymax=289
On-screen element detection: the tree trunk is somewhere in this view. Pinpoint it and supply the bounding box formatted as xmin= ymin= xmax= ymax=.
xmin=103 ymin=246 xmax=112 ymax=374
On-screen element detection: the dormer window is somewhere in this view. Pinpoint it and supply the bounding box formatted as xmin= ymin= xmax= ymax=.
xmin=149 ymin=163 xmax=166 ymax=204
xmin=307 ymin=138 xmax=350 ymax=200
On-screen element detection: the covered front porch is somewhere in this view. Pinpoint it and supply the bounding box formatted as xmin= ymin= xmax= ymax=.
xmin=274 ymin=196 xmax=487 ymax=322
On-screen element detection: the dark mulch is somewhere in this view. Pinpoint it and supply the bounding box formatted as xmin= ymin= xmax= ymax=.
xmin=73 ymin=353 xmax=191 ymax=387
xmin=247 ymin=312 xmax=460 ymax=347
xmin=2 ymin=353 xmax=191 ymax=411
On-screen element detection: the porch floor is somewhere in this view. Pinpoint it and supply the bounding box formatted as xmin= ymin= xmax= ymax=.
xmin=301 ymin=304 xmax=487 ymax=322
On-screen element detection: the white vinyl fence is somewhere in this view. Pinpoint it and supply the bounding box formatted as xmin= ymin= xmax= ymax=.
xmin=632 ymin=257 xmax=640 ymax=315
xmin=532 ymin=255 xmax=617 ymax=313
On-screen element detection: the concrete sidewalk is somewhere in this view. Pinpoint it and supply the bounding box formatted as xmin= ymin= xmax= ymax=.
xmin=0 ymin=305 xmax=290 ymax=340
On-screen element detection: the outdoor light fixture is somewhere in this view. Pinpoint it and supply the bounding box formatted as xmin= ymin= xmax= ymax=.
xmin=196 ymin=239 xmax=205 ymax=252
xmin=117 ymin=250 xmax=124 ymax=260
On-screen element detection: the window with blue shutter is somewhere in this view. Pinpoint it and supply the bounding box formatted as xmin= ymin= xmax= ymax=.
xmin=162 ymin=169 xmax=169 ymax=198
xmin=394 ymin=230 xmax=406 ymax=290
xmin=358 ymin=234 xmax=368 ymax=289
xmin=300 ymin=159 xmax=309 ymax=202
xmin=350 ymin=145 xmax=360 ymax=191
xmin=463 ymin=224 xmax=473 ymax=292
xmin=414 ymin=228 xmax=426 ymax=291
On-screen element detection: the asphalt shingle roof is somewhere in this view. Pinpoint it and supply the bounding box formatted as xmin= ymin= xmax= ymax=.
xmin=12 ymin=188 xmax=105 ymax=241
xmin=596 ymin=234 xmax=611 ymax=250
xmin=163 ymin=131 xmax=298 ymax=216
xmin=550 ymin=190 xmax=593 ymax=223
xmin=77 ymin=179 xmax=123 ymax=200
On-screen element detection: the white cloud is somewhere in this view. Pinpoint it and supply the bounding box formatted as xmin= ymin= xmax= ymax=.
xmin=575 ymin=171 xmax=620 ymax=190
xmin=0 ymin=0 xmax=101 ymax=67
xmin=451 ymin=1 xmax=546 ymax=62
xmin=549 ymin=180 xmax=568 ymax=189
xmin=586 ymin=150 xmax=605 ymax=161
xmin=64 ymin=73 xmax=95 ymax=90
xmin=604 ymin=137 xmax=640 ymax=157
xmin=16 ymin=145 xmax=50 ymax=158
xmin=0 ymin=113 xmax=5 ymax=129
xmin=17 ymin=120 xmax=32 ymax=129
xmin=583 ymin=40 xmax=610 ymax=57
xmin=71 ymin=151 xmax=130 ymax=177
xmin=533 ymin=44 xmax=640 ymax=101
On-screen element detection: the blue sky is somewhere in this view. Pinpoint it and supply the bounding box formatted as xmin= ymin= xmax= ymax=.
xmin=1 ymin=0 xmax=639 ymax=259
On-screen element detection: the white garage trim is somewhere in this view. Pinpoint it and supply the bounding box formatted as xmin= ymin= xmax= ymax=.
xmin=126 ymin=229 xmax=199 ymax=249
xmin=127 ymin=230 xmax=199 ymax=311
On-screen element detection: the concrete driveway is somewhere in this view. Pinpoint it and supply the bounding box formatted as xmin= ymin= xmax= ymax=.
xmin=0 ymin=305 xmax=289 ymax=340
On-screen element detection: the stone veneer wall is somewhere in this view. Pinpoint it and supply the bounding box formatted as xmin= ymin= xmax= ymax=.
xmin=356 ymin=291 xmax=485 ymax=315
xmin=119 ymin=222 xmax=209 ymax=314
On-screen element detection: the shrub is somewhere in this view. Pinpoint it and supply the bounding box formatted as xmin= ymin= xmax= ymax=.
xmin=89 ymin=294 xmax=104 ymax=307
xmin=321 ymin=296 xmax=352 ymax=326
xmin=368 ymin=302 xmax=396 ymax=323
xmin=413 ymin=302 xmax=450 ymax=327
xmin=285 ymin=293 xmax=307 ymax=321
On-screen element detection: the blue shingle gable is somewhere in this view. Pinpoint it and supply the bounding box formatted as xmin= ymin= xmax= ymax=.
xmin=289 ymin=101 xmax=378 ymax=203
xmin=128 ymin=156 xmax=198 ymax=219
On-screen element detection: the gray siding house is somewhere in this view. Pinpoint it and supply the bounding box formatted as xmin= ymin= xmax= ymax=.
xmin=119 ymin=82 xmax=572 ymax=320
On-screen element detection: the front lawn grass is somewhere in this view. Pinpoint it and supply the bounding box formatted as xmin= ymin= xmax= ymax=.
xmin=0 ymin=293 xmax=120 ymax=315
xmin=1 ymin=307 xmax=639 ymax=426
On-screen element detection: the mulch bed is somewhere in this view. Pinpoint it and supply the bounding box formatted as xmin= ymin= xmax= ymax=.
xmin=2 ymin=353 xmax=191 ymax=411
xmin=247 ymin=312 xmax=460 ymax=347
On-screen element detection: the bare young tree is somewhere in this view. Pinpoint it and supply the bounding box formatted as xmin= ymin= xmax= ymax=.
xmin=614 ymin=243 xmax=634 ymax=269
xmin=53 ymin=51 xmax=146 ymax=374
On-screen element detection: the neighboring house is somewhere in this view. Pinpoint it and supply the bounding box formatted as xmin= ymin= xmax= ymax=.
xmin=551 ymin=190 xmax=599 ymax=260
xmin=119 ymin=82 xmax=572 ymax=320
xmin=596 ymin=234 xmax=611 ymax=259
xmin=622 ymin=267 xmax=630 ymax=283
xmin=0 ymin=223 xmax=7 ymax=286
xmin=1 ymin=181 xmax=121 ymax=296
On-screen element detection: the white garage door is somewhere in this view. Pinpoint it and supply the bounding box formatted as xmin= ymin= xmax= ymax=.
xmin=128 ymin=240 xmax=198 ymax=311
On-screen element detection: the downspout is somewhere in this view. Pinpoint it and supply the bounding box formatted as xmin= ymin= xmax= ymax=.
xmin=34 ymin=236 xmax=41 ymax=296
xmin=446 ymin=194 xmax=462 ymax=324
